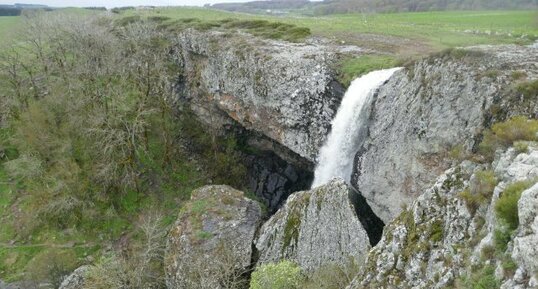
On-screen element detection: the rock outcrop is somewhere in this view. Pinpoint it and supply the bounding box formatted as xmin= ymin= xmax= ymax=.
xmin=175 ymin=29 xmax=345 ymax=163
xmin=348 ymin=145 xmax=538 ymax=289
xmin=175 ymin=29 xmax=538 ymax=227
xmin=165 ymin=185 xmax=262 ymax=289
xmin=58 ymin=266 xmax=90 ymax=289
xmin=255 ymin=179 xmax=371 ymax=273
xmin=353 ymin=45 xmax=538 ymax=223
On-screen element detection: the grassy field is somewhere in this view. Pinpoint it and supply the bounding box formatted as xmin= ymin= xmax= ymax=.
xmin=2 ymin=9 xmax=537 ymax=56
xmin=0 ymin=16 xmax=20 ymax=42
xmin=130 ymin=8 xmax=538 ymax=53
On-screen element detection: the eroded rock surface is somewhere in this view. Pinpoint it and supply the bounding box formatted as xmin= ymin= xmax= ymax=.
xmin=165 ymin=185 xmax=262 ymax=289
xmin=175 ymin=29 xmax=344 ymax=163
xmin=348 ymin=145 xmax=538 ymax=289
xmin=354 ymin=45 xmax=538 ymax=223
xmin=255 ymin=179 xmax=371 ymax=273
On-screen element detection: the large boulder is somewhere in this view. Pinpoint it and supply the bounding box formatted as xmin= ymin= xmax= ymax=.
xmin=255 ymin=179 xmax=371 ymax=273
xmin=58 ymin=266 xmax=90 ymax=289
xmin=164 ymin=185 xmax=262 ymax=289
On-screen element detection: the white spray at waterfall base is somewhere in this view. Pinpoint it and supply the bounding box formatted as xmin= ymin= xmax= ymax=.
xmin=312 ymin=68 xmax=402 ymax=188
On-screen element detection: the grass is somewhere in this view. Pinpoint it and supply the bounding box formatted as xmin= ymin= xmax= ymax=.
xmin=123 ymin=8 xmax=538 ymax=81
xmin=495 ymin=180 xmax=535 ymax=231
xmin=0 ymin=16 xmax=20 ymax=43
xmin=129 ymin=8 xmax=538 ymax=53
xmin=479 ymin=116 xmax=538 ymax=160
xmin=336 ymin=55 xmax=402 ymax=86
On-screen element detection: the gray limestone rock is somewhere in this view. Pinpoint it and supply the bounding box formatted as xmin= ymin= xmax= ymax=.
xmin=353 ymin=45 xmax=538 ymax=223
xmin=255 ymin=178 xmax=371 ymax=273
xmin=175 ymin=29 xmax=344 ymax=164
xmin=164 ymin=185 xmax=262 ymax=289
xmin=347 ymin=146 xmax=538 ymax=289
xmin=58 ymin=266 xmax=90 ymax=289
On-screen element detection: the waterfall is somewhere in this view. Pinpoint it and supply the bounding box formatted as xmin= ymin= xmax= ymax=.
xmin=311 ymin=68 xmax=401 ymax=188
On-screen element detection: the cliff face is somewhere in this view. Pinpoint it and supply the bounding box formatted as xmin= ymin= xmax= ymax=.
xmin=348 ymin=145 xmax=538 ymax=289
xmin=353 ymin=45 xmax=538 ymax=223
xmin=174 ymin=29 xmax=345 ymax=164
xmin=157 ymin=31 xmax=538 ymax=289
xmin=175 ymin=31 xmax=538 ymax=226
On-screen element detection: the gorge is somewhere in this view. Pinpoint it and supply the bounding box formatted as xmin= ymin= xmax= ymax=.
xmin=0 ymin=9 xmax=537 ymax=289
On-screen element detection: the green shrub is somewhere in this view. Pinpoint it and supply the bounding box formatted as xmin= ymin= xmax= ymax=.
xmin=514 ymin=141 xmax=529 ymax=154
xmin=472 ymin=265 xmax=500 ymax=289
xmin=299 ymin=260 xmax=359 ymax=289
xmin=472 ymin=170 xmax=497 ymax=199
xmin=430 ymin=220 xmax=444 ymax=242
xmin=479 ymin=116 xmax=538 ymax=160
xmin=25 ymin=249 xmax=78 ymax=288
xmin=495 ymin=180 xmax=534 ymax=231
xmin=494 ymin=228 xmax=512 ymax=253
xmin=456 ymin=265 xmax=500 ymax=289
xmin=516 ymin=79 xmax=538 ymax=100
xmin=250 ymin=260 xmax=304 ymax=289
xmin=459 ymin=170 xmax=497 ymax=214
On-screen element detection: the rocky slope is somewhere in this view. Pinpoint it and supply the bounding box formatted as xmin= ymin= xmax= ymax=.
xmin=348 ymin=145 xmax=538 ymax=289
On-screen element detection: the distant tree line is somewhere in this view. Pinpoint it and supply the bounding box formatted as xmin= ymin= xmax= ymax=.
xmin=312 ymin=0 xmax=538 ymax=14
xmin=0 ymin=4 xmax=51 ymax=16
xmin=0 ymin=6 xmax=21 ymax=16
xmin=211 ymin=0 xmax=537 ymax=14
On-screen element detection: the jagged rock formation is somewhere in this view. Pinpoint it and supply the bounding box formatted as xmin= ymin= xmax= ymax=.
xmin=174 ymin=28 xmax=345 ymax=163
xmin=353 ymin=45 xmax=538 ymax=223
xmin=347 ymin=145 xmax=538 ymax=289
xmin=255 ymin=179 xmax=371 ymax=273
xmin=164 ymin=185 xmax=262 ymax=289
xmin=58 ymin=266 xmax=90 ymax=289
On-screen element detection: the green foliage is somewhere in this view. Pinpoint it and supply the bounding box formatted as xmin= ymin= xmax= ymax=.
xmin=456 ymin=264 xmax=500 ymax=289
xmin=479 ymin=116 xmax=538 ymax=160
xmin=471 ymin=265 xmax=500 ymax=289
xmin=514 ymin=141 xmax=529 ymax=154
xmin=430 ymin=220 xmax=444 ymax=242
xmin=283 ymin=203 xmax=304 ymax=252
xmin=162 ymin=17 xmax=310 ymax=42
xmin=459 ymin=170 xmax=497 ymax=214
xmin=337 ymin=55 xmax=400 ymax=87
xmin=516 ymin=79 xmax=538 ymax=100
xmin=250 ymin=260 xmax=304 ymax=289
xmin=480 ymin=245 xmax=495 ymax=261
xmin=25 ymin=249 xmax=78 ymax=288
xmin=299 ymin=259 xmax=359 ymax=289
xmin=494 ymin=228 xmax=512 ymax=254
xmin=495 ymin=180 xmax=534 ymax=231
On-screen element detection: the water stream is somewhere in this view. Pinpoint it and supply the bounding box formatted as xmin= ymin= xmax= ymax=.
xmin=312 ymin=68 xmax=402 ymax=188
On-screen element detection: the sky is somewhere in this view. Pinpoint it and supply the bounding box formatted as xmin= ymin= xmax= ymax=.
xmin=0 ymin=0 xmax=257 ymax=8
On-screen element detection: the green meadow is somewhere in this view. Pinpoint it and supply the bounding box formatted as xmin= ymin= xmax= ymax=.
xmin=0 ymin=16 xmax=20 ymax=42
xmin=130 ymin=8 xmax=538 ymax=53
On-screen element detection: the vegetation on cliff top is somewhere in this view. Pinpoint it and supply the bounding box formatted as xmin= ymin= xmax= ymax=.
xmin=0 ymin=11 xmax=248 ymax=283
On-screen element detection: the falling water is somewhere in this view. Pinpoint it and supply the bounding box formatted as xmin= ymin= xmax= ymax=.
xmin=311 ymin=68 xmax=402 ymax=188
